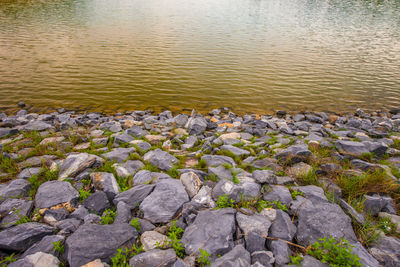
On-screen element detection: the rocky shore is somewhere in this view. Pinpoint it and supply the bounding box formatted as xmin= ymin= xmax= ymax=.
xmin=0 ymin=106 xmax=399 ymax=267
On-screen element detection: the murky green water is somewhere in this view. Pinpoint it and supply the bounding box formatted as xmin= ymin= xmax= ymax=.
xmin=0 ymin=0 xmax=399 ymax=114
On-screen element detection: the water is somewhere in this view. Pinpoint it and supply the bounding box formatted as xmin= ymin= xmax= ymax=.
xmin=0 ymin=0 xmax=399 ymax=114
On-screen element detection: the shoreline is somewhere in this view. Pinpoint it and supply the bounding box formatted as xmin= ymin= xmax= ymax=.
xmin=0 ymin=104 xmax=400 ymax=266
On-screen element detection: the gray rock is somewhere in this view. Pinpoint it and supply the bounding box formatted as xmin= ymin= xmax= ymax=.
xmin=0 ymin=199 xmax=33 ymax=228
xmin=181 ymin=208 xmax=236 ymax=257
xmin=83 ymin=213 xmax=101 ymax=224
xmin=369 ymin=235 xmax=400 ymax=266
xmin=236 ymin=212 xmax=271 ymax=237
xmin=268 ymin=240 xmax=290 ymax=266
xmin=174 ymin=114 xmax=189 ymax=127
xmin=220 ymin=145 xmax=250 ymax=157
xmin=276 ymin=145 xmax=312 ymax=164
xmin=83 ymin=191 xmax=110 ymax=213
xmin=181 ymin=135 xmax=198 ymax=150
xmin=91 ymin=172 xmax=120 ymax=200
xmin=363 ymin=141 xmax=388 ymax=157
xmin=334 ymin=140 xmax=369 ymax=157
xmin=339 ymin=198 xmax=366 ymax=225
xmin=173 ymin=259 xmax=190 ymax=267
xmin=245 ymin=231 xmax=266 ymax=253
xmin=140 ymin=179 xmax=189 ymax=223
xmin=69 ymin=205 xmax=89 ymax=220
xmin=180 ymin=172 xmax=203 ymax=198
xmin=17 ymin=167 xmax=41 ymax=179
xmin=186 ymin=116 xmax=207 ymax=135
xmin=59 ymin=153 xmax=97 ymax=179
xmin=192 ymin=185 xmax=216 ymax=209
xmin=212 ymin=178 xmax=261 ymax=202
xmin=201 ymin=155 xmax=236 ymax=167
xmin=114 ymin=132 xmax=134 ymax=145
xmin=210 ymin=244 xmax=250 ymax=267
xmin=10 ymin=252 xmax=60 ymax=267
xmin=114 ymin=160 xmax=144 ymax=178
xmin=144 ymin=149 xmax=178 ymax=171
xmin=129 ymin=248 xmax=177 ymax=267
xmin=252 ymin=170 xmax=277 ymax=184
xmin=132 ymin=170 xmax=171 ymax=185
xmin=102 ymin=147 xmax=135 ymax=163
xmin=0 ymin=222 xmax=54 ymax=251
xmin=0 ymin=179 xmax=31 ymax=202
xmin=0 ymin=127 xmax=19 ymax=138
xmin=22 ymin=121 xmax=53 ymax=131
xmin=263 ymin=185 xmax=293 ymax=206
xmin=100 ymin=121 xmax=122 ymax=133
xmin=35 ymin=180 xmax=79 ymax=209
xmin=251 ymin=251 xmax=275 ymax=266
xmin=114 ymin=201 xmax=132 ymax=224
xmin=350 ymin=159 xmax=378 ymax=172
xmin=55 ymin=218 xmax=82 ymax=234
xmin=208 ymin=165 xmax=233 ymax=180
xmin=113 ymin=184 xmax=155 ymax=208
xmin=363 ymin=194 xmax=396 ymax=216
xmin=300 ymin=255 xmax=329 ymax=267
xmin=65 ymin=223 xmax=138 ymax=267
xmin=126 ymin=126 xmax=148 ymax=138
xmin=21 ymin=235 xmax=65 ymax=258
xmin=269 ymin=209 xmax=296 ymax=241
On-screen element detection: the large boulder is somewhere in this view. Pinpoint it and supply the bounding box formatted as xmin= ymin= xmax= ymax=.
xmin=65 ymin=223 xmax=138 ymax=267
xmin=59 ymin=153 xmax=97 ymax=179
xmin=0 ymin=222 xmax=54 ymax=251
xmin=35 ymin=181 xmax=79 ymax=209
xmin=140 ymin=179 xmax=189 ymax=223
xmin=181 ymin=208 xmax=236 ymax=257
xmin=143 ymin=149 xmax=178 ymax=171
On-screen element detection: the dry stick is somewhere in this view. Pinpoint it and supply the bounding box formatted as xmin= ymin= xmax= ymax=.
xmin=262 ymin=236 xmax=307 ymax=251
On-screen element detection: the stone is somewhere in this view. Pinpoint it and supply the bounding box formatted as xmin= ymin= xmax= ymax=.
xmin=81 ymin=259 xmax=109 ymax=267
xmin=251 ymin=251 xmax=274 ymax=266
xmin=236 ymin=212 xmax=271 ymax=237
xmin=201 ymin=154 xmax=236 ymax=167
xmin=369 ymin=235 xmax=400 ymax=266
xmin=268 ymin=240 xmax=290 ymax=266
xmin=174 ymin=114 xmax=189 ymax=127
xmin=141 ymin=231 xmax=171 ymax=251
xmin=263 ymin=185 xmax=293 ymax=206
xmin=186 ymin=116 xmax=208 ymax=135
xmin=350 ymin=159 xmax=378 ymax=172
xmin=21 ymin=235 xmax=64 ymax=258
xmin=181 ymin=135 xmax=198 ymax=150
xmin=0 ymin=198 xmax=33 ymax=228
xmin=0 ymin=179 xmax=31 ymax=202
xmin=114 ymin=160 xmax=144 ymax=178
xmin=300 ymin=255 xmax=329 ymax=267
xmin=181 ymin=208 xmax=236 ymax=257
xmin=269 ymin=209 xmax=296 ymax=241
xmin=276 ymin=145 xmax=312 ymax=164
xmin=59 ymin=153 xmax=98 ymax=179
xmin=143 ymin=149 xmax=178 ymax=171
xmin=55 ymin=218 xmax=82 ymax=234
xmin=17 ymin=167 xmax=41 ymax=179
xmin=114 ymin=201 xmax=132 ymax=224
xmin=319 ymin=163 xmax=342 ymax=176
xmin=10 ymin=252 xmax=60 ymax=267
xmin=113 ymin=184 xmax=155 ymax=208
xmin=287 ymin=162 xmax=312 ymax=177
xmin=22 ymin=121 xmax=53 ymax=131
xmin=208 ymin=165 xmax=233 ymax=180
xmin=140 ymin=179 xmax=189 ymax=223
xmin=180 ymin=172 xmax=203 ymax=198
xmin=363 ymin=194 xmax=396 ymax=215
xmin=102 ymin=147 xmax=135 ymax=163
xmin=339 ymin=198 xmax=366 ymax=225
xmin=220 ymin=145 xmax=250 ymax=157
xmin=210 ymin=244 xmax=250 ymax=267
xmin=145 ymin=135 xmax=166 ymax=144
xmin=43 ymin=208 xmax=69 ymax=224
xmin=114 ymin=132 xmax=134 ymax=145
xmin=35 ymin=180 xmax=79 ymax=209
xmin=252 ymin=170 xmax=277 ymax=184
xmin=18 ymin=155 xmax=57 ymax=168
xmin=126 ymin=126 xmax=148 ymax=138
xmin=129 ymin=248 xmax=177 ymax=267
xmin=378 ymin=212 xmax=400 ymax=232
xmin=39 ymin=136 xmax=65 ymax=146
xmin=65 ymin=223 xmax=138 ymax=267
xmin=0 ymin=222 xmax=54 ymax=251
xmin=74 ymin=142 xmax=91 ymax=150
xmin=132 ymin=170 xmax=171 ymax=185
xmin=84 ymin=191 xmax=110 ymax=213
xmin=69 ymin=205 xmax=89 ymax=220
xmin=212 ymin=178 xmax=261 ymax=202
xmin=192 ymin=185 xmax=216 ymax=208
xmin=334 ymin=140 xmax=369 ymax=157
xmin=91 ymin=172 xmax=120 ymax=200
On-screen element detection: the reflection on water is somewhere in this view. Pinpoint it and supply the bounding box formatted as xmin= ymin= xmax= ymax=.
xmin=0 ymin=0 xmax=399 ymax=114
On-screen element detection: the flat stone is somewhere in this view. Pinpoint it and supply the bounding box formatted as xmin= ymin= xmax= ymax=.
xmin=334 ymin=140 xmax=369 ymax=157
xmin=65 ymin=223 xmax=138 ymax=267
xmin=143 ymin=149 xmax=178 ymax=171
xmin=0 ymin=222 xmax=54 ymax=251
xmin=210 ymin=244 xmax=250 ymax=267
xmin=22 ymin=121 xmax=53 ymax=131
xmin=10 ymin=252 xmax=60 ymax=267
xmin=35 ymin=180 xmax=79 ymax=209
xmin=59 ymin=153 xmax=98 ymax=179
xmin=132 ymin=170 xmax=171 ymax=185
xmin=180 ymin=172 xmax=203 ymax=198
xmin=252 ymin=170 xmax=277 ymax=184
xmin=287 ymin=162 xmax=312 ymax=177
xmin=91 ymin=172 xmax=120 ymax=200
xmin=83 ymin=191 xmax=110 ymax=213
xmin=369 ymin=235 xmax=400 ymax=266
xmin=0 ymin=179 xmax=31 ymax=202
xmin=212 ymin=178 xmax=261 ymax=202
xmin=201 ymin=154 xmax=236 ymax=167
xmin=0 ymin=198 xmax=33 ymax=228
xmin=17 ymin=167 xmax=41 ymax=179
xmin=114 ymin=132 xmax=134 ymax=145
xmin=208 ymin=165 xmax=233 ymax=180
xmin=39 ymin=137 xmax=65 ymax=146
xmin=21 ymin=235 xmax=64 ymax=258
xmin=263 ymin=185 xmax=292 ymax=206
xmin=140 ymin=179 xmax=189 ymax=223
xmin=220 ymin=145 xmax=250 ymax=157
xmin=126 ymin=126 xmax=148 ymax=138
xmin=129 ymin=248 xmax=177 ymax=267
xmin=181 ymin=208 xmax=236 ymax=257
xmin=113 ymin=184 xmax=155 ymax=208
xmin=102 ymin=147 xmax=135 ymax=163
xmin=141 ymin=231 xmax=171 ymax=251
xmin=276 ymin=145 xmax=312 ymax=165
xmin=114 ymin=160 xmax=144 ymax=178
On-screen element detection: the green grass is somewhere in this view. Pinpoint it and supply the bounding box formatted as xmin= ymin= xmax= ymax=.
xmin=130 ymin=218 xmax=141 ymax=232
xmin=27 ymin=167 xmax=59 ymax=197
xmin=110 ymin=244 xmax=143 ymax=267
xmin=167 ymin=221 xmax=185 ymax=258
xmin=78 ymin=188 xmax=92 ymax=202
xmin=297 ymin=168 xmax=319 ymax=186
xmin=0 ymin=154 xmax=19 ymax=178
xmin=100 ymin=209 xmax=116 ymax=225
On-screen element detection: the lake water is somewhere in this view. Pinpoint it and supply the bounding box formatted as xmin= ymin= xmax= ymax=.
xmin=0 ymin=0 xmax=400 ymax=114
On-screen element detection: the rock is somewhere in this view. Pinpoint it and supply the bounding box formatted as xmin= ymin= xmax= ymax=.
xmin=236 ymin=212 xmax=271 ymax=238
xmin=0 ymin=179 xmax=31 ymax=202
xmin=174 ymin=114 xmax=189 ymax=127
xmin=276 ymin=145 xmax=312 ymax=164
xmin=114 ymin=132 xmax=134 ymax=145
xmin=339 ymin=199 xmax=366 ymax=225
xmin=0 ymin=222 xmax=54 ymax=251
xmin=201 ymin=155 xmax=236 ymax=167
xmin=69 ymin=205 xmax=89 ymax=220
xmin=43 ymin=208 xmax=69 ymax=225
xmin=55 ymin=218 xmax=82 ymax=234
xmin=181 ymin=208 xmax=236 ymax=257
xmin=269 ymin=209 xmax=296 ymax=241
xmin=212 ymin=178 xmax=261 ymax=202
xmin=39 ymin=136 xmax=65 ymax=146
xmin=114 ymin=201 xmax=132 ymax=224
xmin=143 ymin=149 xmax=178 ymax=171
xmin=145 ymin=135 xmax=166 ymax=144
xmin=132 ymin=170 xmax=171 ymax=185
xmin=363 ymin=194 xmax=396 ymax=215
xmin=334 ymin=140 xmax=369 ymax=157
xmin=113 ymin=184 xmax=155 ymax=208
xmin=172 ymin=259 xmax=190 ymax=267
xmin=91 ymin=172 xmax=120 ymax=200
xmin=219 ymin=132 xmax=241 ymax=141
xmin=129 ymin=248 xmax=177 ymax=267
xmin=81 ymin=259 xmax=109 ymax=267
xmin=378 ymin=212 xmax=400 ymax=232
xmin=65 ymin=223 xmax=138 ymax=267
xmin=192 ymin=185 xmax=216 ymax=208
xmin=300 ymin=255 xmax=329 ymax=267
xmin=319 ymin=163 xmax=342 ymax=176
xmin=22 ymin=121 xmax=53 ymax=131
xmin=140 ymin=179 xmax=189 ymax=223
xmin=126 ymin=126 xmax=148 ymax=138
xmin=114 ymin=160 xmax=144 ymax=178
xmin=59 ymin=153 xmax=98 ymax=179
xmin=0 ymin=199 xmax=33 ymax=228
xmin=35 ymin=180 xmax=79 ymax=209
xmin=10 ymin=252 xmax=60 ymax=267
xmin=210 ymin=244 xmax=250 ymax=267
xmin=186 ymin=116 xmax=207 ymax=135
xmin=251 ymin=251 xmax=275 ymax=266
xmin=181 ymin=135 xmax=198 ymax=150
xmin=102 ymin=147 xmax=135 ymax=163
xmin=369 ymin=235 xmax=400 ymax=266
xmin=99 ymin=121 xmax=122 ymax=133
xmin=245 ymin=231 xmax=266 ymax=253
xmin=287 ymin=162 xmax=312 ymax=177
xmin=21 ymin=235 xmax=64 ymax=258
xmin=220 ymin=145 xmax=250 ymax=157
xmin=268 ymin=240 xmax=290 ymax=266
xmin=350 ymin=159 xmax=378 ymax=172
xmin=17 ymin=167 xmax=41 ymax=179
xmin=263 ymin=185 xmax=292 ymax=206
xmin=252 ymin=170 xmax=277 ymax=184
xmin=180 ymin=172 xmax=203 ymax=198
xmin=208 ymin=165 xmax=233 ymax=180
xmin=141 ymin=231 xmax=171 ymax=251
xmin=83 ymin=191 xmax=110 ymax=213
